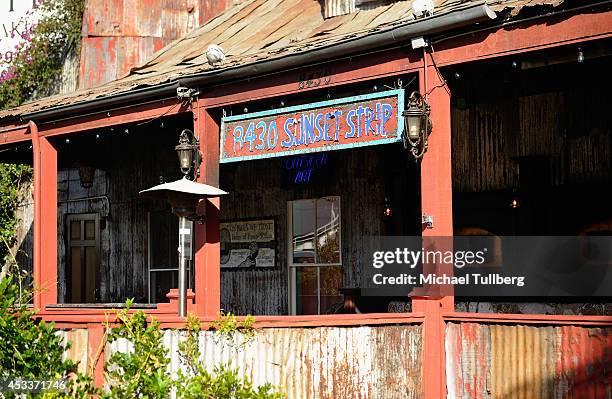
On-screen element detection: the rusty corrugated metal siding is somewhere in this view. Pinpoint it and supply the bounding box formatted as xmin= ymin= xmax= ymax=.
xmin=79 ymin=0 xmax=215 ymax=89
xmin=57 ymin=329 xmax=90 ymax=374
xmin=446 ymin=322 xmax=612 ymax=399
xmin=0 ymin=0 xmax=567 ymax=118
xmin=106 ymin=325 xmax=423 ymax=398
xmin=325 ymin=0 xmax=356 ymax=18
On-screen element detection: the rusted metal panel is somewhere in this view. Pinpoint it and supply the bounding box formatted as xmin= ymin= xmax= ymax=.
xmin=446 ymin=322 xmax=612 ymax=399
xmin=79 ymin=0 xmax=209 ymax=89
xmin=106 ymin=324 xmax=423 ymax=398
xmin=57 ymin=329 xmax=90 ymax=374
xmin=325 ymin=0 xmax=356 ymax=19
xmin=80 ymin=34 xmax=167 ymax=93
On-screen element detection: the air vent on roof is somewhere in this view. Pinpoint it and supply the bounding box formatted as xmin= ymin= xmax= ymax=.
xmin=324 ymin=0 xmax=356 ymax=18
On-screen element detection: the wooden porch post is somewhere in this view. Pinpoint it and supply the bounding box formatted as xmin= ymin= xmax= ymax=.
xmin=411 ymin=58 xmax=453 ymax=398
xmin=32 ymin=126 xmax=58 ymax=309
xmin=193 ymin=105 xmax=221 ymax=317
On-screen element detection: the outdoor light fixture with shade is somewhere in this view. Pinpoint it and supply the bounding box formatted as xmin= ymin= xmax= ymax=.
xmin=140 ymin=178 xmax=227 ymax=317
xmin=175 ymin=129 xmax=202 ymax=179
xmin=402 ymin=91 xmax=432 ymax=160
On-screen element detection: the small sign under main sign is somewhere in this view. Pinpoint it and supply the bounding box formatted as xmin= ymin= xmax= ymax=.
xmin=220 ymin=89 xmax=404 ymax=163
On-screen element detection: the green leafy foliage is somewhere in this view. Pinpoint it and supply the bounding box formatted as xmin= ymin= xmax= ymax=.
xmin=0 ymin=293 xmax=284 ymax=398
xmin=175 ymin=313 xmax=284 ymax=399
xmin=209 ymin=311 xmax=257 ymax=344
xmin=0 ymin=276 xmax=76 ymax=395
xmin=103 ymin=298 xmax=172 ymax=399
xmin=99 ymin=308 xmax=283 ymax=398
xmin=0 ymin=164 xmax=32 ymax=266
xmin=0 ymin=0 xmax=85 ymax=109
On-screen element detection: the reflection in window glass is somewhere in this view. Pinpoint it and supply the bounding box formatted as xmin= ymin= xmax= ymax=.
xmin=316 ymin=197 xmax=340 ymax=264
xmin=292 ymin=199 xmax=316 ymax=264
xmin=295 ymin=266 xmax=318 ymax=315
xmin=290 ymin=196 xmax=342 ymax=315
xmin=319 ymin=266 xmax=342 ymax=313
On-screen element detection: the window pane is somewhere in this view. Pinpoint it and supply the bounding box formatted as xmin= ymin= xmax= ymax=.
xmin=319 ymin=266 xmax=343 ymax=314
xmin=150 ymin=212 xmax=178 ymax=269
xmin=295 ymin=267 xmax=318 ymax=315
xmin=316 ymin=197 xmax=340 ymax=264
xmin=292 ymin=199 xmax=316 ymax=264
xmin=85 ymin=220 xmax=96 ymax=240
xmin=70 ymin=221 xmax=81 ymax=240
xmin=70 ymin=247 xmax=82 ymax=302
xmin=150 ymin=270 xmax=178 ymax=303
xmin=84 ymin=246 xmax=97 ymax=302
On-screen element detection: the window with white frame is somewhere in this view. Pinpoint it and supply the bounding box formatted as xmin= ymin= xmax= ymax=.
xmin=147 ymin=211 xmax=192 ymax=303
xmin=288 ymin=196 xmax=342 ymax=315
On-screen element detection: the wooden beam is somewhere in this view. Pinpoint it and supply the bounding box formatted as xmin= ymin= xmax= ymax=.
xmin=33 ymin=135 xmax=58 ymax=308
xmin=0 ymin=125 xmax=30 ymax=145
xmin=38 ymin=100 xmax=190 ymax=138
xmin=193 ymin=104 xmax=221 ymax=317
xmin=200 ymin=9 xmax=612 ymax=108
xmin=430 ymin=8 xmax=612 ymax=67
xmin=200 ymin=50 xmax=423 ymax=108
xmin=40 ymin=136 xmax=58 ymax=307
xmin=411 ymin=58 xmax=453 ymax=399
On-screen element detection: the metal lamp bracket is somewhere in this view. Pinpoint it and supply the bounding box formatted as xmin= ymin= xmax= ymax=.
xmin=422 ymin=214 xmax=434 ymax=229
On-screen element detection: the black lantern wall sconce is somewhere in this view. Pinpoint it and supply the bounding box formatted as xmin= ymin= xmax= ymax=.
xmin=402 ymin=91 xmax=433 ymax=160
xmin=175 ymin=129 xmax=202 ymax=180
xmin=78 ymin=164 xmax=95 ymax=188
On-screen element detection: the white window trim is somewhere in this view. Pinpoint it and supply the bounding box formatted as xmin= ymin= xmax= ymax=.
xmin=147 ymin=211 xmax=193 ymax=304
xmin=287 ymin=196 xmax=342 ymax=315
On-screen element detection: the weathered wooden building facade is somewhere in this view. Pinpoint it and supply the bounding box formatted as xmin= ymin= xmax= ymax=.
xmin=1 ymin=0 xmax=611 ymax=396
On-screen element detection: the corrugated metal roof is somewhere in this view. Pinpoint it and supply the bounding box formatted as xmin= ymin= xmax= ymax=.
xmin=446 ymin=322 xmax=612 ymax=399
xmin=0 ymin=0 xmax=565 ymax=120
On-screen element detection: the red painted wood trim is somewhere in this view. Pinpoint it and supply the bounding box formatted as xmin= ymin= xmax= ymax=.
xmin=412 ymin=60 xmax=453 ymax=399
xmin=200 ymin=50 xmax=422 ymax=108
xmin=39 ymin=137 xmax=58 ymax=308
xmin=443 ymin=312 xmax=612 ymax=326
xmin=30 ymin=121 xmax=41 ymax=309
xmin=46 ymin=312 xmax=425 ymax=329
xmin=38 ymin=100 xmax=190 ymax=138
xmin=413 ymin=299 xmax=445 ymax=399
xmin=0 ymin=124 xmax=30 ymax=144
xmin=431 ymin=8 xmax=612 ymax=67
xmin=86 ymin=324 xmax=105 ymax=387
xmin=193 ymin=104 xmax=221 ymax=317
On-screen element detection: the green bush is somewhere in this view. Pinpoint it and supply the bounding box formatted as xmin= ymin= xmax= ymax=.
xmin=175 ymin=313 xmax=284 ymax=399
xmin=0 ymin=164 xmax=32 ymax=266
xmin=99 ymin=306 xmax=284 ymax=399
xmin=0 ymin=275 xmax=76 ymax=397
xmin=103 ymin=299 xmax=172 ymax=399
